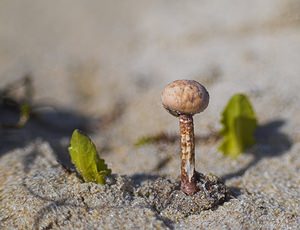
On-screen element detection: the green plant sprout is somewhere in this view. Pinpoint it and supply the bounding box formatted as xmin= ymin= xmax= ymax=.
xmin=17 ymin=103 xmax=31 ymax=128
xmin=134 ymin=132 xmax=176 ymax=147
xmin=0 ymin=76 xmax=32 ymax=128
xmin=218 ymin=93 xmax=257 ymax=158
xmin=68 ymin=129 xmax=111 ymax=184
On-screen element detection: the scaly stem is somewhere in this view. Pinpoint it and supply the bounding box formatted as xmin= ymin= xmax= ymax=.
xmin=179 ymin=114 xmax=199 ymax=195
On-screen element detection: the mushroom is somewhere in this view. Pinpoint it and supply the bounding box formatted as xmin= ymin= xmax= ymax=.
xmin=161 ymin=80 xmax=209 ymax=195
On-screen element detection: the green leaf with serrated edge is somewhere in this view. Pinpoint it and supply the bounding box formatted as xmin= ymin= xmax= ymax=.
xmin=218 ymin=94 xmax=257 ymax=158
xmin=68 ymin=129 xmax=111 ymax=184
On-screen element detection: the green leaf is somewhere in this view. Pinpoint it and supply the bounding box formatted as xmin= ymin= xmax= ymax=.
xmin=68 ymin=129 xmax=111 ymax=184
xmin=218 ymin=94 xmax=257 ymax=158
xmin=134 ymin=133 xmax=166 ymax=147
xmin=18 ymin=103 xmax=31 ymax=128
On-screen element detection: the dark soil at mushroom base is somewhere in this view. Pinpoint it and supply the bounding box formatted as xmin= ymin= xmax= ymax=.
xmin=136 ymin=173 xmax=229 ymax=222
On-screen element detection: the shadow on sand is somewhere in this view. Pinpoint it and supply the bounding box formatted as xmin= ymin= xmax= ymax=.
xmin=221 ymin=119 xmax=292 ymax=181
xmin=0 ymin=103 xmax=98 ymax=170
xmin=0 ymin=75 xmax=126 ymax=171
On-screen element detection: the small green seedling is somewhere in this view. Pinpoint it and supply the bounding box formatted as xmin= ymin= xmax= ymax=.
xmin=134 ymin=133 xmax=176 ymax=147
xmin=218 ymin=93 xmax=257 ymax=158
xmin=68 ymin=129 xmax=111 ymax=184
xmin=17 ymin=103 xmax=31 ymax=128
xmin=0 ymin=76 xmax=32 ymax=129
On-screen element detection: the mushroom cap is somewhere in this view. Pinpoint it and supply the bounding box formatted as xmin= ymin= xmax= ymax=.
xmin=161 ymin=80 xmax=209 ymax=116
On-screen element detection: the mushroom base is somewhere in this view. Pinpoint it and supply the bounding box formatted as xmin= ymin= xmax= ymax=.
xmin=137 ymin=172 xmax=229 ymax=222
xmin=181 ymin=172 xmax=199 ymax=195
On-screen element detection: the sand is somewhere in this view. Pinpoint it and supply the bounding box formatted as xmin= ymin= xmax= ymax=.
xmin=1 ymin=0 xmax=300 ymax=229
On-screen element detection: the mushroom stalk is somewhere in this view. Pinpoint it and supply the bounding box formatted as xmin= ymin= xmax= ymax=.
xmin=179 ymin=114 xmax=199 ymax=195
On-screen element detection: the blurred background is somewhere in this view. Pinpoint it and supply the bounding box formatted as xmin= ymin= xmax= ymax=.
xmin=0 ymin=0 xmax=299 ymax=175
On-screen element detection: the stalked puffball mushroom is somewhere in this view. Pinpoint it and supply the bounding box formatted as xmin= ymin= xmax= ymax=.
xmin=161 ymin=80 xmax=209 ymax=195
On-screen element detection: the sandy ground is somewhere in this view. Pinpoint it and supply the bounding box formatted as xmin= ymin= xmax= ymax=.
xmin=1 ymin=0 xmax=300 ymax=229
